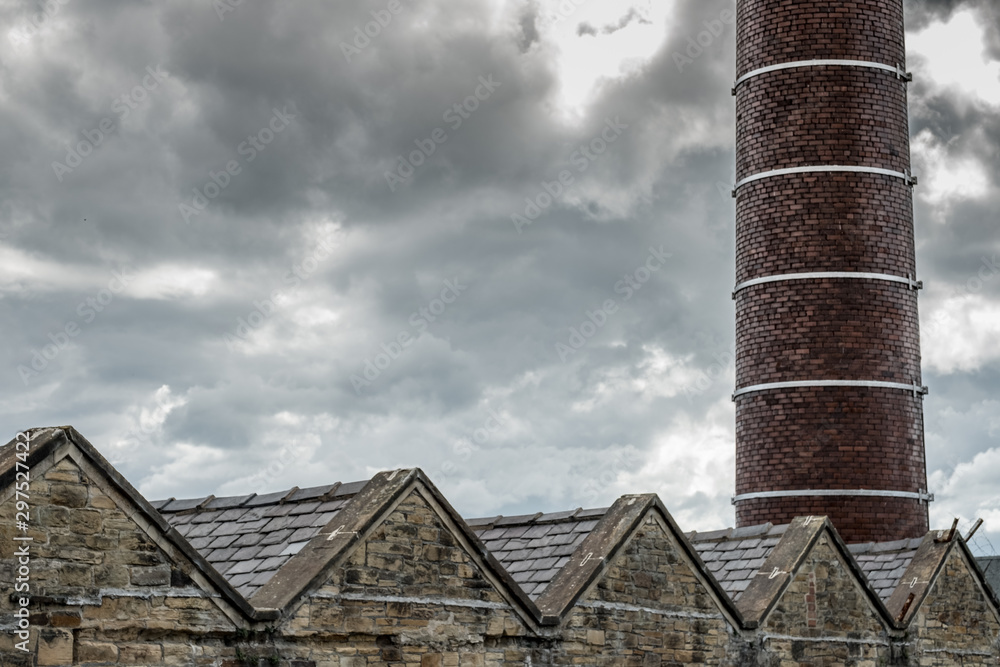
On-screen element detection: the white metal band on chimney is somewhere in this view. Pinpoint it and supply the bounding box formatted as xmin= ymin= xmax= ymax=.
xmin=733 ymin=59 xmax=911 ymax=91
xmin=733 ymin=380 xmax=929 ymax=400
xmin=732 ymin=489 xmax=935 ymax=505
xmin=734 ymin=166 xmax=917 ymax=194
xmin=732 ymin=271 xmax=922 ymax=298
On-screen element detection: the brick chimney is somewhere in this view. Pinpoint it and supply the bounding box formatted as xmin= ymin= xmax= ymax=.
xmin=732 ymin=0 xmax=930 ymax=543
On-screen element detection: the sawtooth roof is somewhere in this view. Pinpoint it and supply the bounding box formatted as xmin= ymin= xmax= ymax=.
xmin=687 ymin=523 xmax=787 ymax=601
xmin=848 ymin=537 xmax=924 ymax=601
xmin=153 ymin=481 xmax=367 ymax=598
xmin=8 ymin=426 xmax=998 ymax=633
xmin=468 ymin=508 xmax=608 ymax=599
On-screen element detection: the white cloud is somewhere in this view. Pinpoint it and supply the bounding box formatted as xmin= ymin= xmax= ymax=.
xmin=615 ymin=398 xmax=735 ymax=531
xmin=930 ymin=445 xmax=1000 ymax=556
xmin=911 ymin=129 xmax=989 ymax=213
xmin=537 ymin=0 xmax=675 ymax=121
xmin=908 ymin=8 xmax=1000 ymax=108
xmin=923 ymin=293 xmax=1000 ymax=374
xmin=128 ymin=265 xmax=217 ymax=300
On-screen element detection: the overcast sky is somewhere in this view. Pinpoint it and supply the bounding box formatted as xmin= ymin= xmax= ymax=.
xmin=2 ymin=0 xmax=999 ymax=554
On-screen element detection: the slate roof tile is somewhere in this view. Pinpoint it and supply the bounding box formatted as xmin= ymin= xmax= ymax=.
xmin=289 ymin=527 xmax=317 ymax=542
xmin=288 ymin=501 xmax=322 ymax=516
xmin=232 ymin=533 xmax=264 ymax=548
xmin=188 ymin=536 xmax=215 ymax=550
xmin=257 ymin=543 xmax=289 ymax=559
xmin=244 ymin=490 xmax=292 ymax=507
xmin=470 ymin=507 xmax=608 ymax=600
xmin=260 ymin=529 xmax=295 ymax=546
xmin=161 ymin=496 xmax=211 ymax=512
xmin=317 ymin=500 xmax=347 ymax=513
xmin=204 ymin=494 xmax=255 ymax=510
xmin=287 ymin=484 xmax=338 ymax=502
xmin=190 ymin=510 xmax=224 ymax=524
xmin=155 ymin=479 xmax=359 ymax=598
xmin=689 ymin=523 xmax=782 ymax=602
xmin=333 ymin=480 xmax=368 ymax=497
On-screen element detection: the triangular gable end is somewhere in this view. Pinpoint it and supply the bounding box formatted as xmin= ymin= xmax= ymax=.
xmin=534 ymin=494 xmax=742 ymax=628
xmin=737 ymin=516 xmax=895 ymax=662
xmin=0 ymin=428 xmax=256 ymax=663
xmin=251 ymin=468 xmax=541 ymax=632
xmin=889 ymin=533 xmax=1000 ymax=661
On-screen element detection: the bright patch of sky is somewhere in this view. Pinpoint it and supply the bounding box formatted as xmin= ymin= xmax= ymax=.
xmin=536 ymin=0 xmax=675 ymax=121
xmin=909 ymin=7 xmax=1000 ymax=107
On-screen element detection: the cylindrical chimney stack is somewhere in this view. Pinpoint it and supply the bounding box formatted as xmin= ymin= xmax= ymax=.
xmin=732 ymin=0 xmax=930 ymax=543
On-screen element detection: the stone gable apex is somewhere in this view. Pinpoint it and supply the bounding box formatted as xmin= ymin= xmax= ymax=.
xmin=249 ymin=468 xmax=541 ymax=628
xmin=534 ymin=494 xmax=743 ymax=628
xmin=0 ymin=427 xmax=263 ymax=623
xmin=736 ymin=516 xmax=895 ymax=632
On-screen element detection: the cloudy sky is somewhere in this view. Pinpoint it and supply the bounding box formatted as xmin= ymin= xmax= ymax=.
xmin=2 ymin=0 xmax=998 ymax=553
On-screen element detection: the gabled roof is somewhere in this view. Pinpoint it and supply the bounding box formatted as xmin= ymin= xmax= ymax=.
xmin=12 ymin=425 xmax=996 ymax=637
xmin=469 ymin=508 xmax=607 ymax=599
xmin=533 ymin=494 xmax=744 ymax=627
xmin=687 ymin=523 xmax=787 ymax=601
xmin=154 ymin=481 xmax=367 ymax=598
xmin=886 ymin=530 xmax=1000 ymax=627
xmin=848 ymin=537 xmax=923 ymax=602
xmin=1 ymin=426 xmax=275 ymax=621
xmin=245 ymin=468 xmax=542 ymax=627
xmin=979 ymin=556 xmax=1000 ymax=598
xmin=735 ymin=516 xmax=896 ymax=630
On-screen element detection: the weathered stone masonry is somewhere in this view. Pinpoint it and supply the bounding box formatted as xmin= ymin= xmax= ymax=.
xmin=2 ymin=427 xmax=998 ymax=666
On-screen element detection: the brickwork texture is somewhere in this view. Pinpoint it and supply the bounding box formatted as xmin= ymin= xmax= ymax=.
xmin=733 ymin=0 xmax=930 ymax=542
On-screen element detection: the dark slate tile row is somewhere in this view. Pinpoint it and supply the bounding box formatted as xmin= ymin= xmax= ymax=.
xmin=848 ymin=538 xmax=923 ymax=601
xmin=154 ymin=481 xmax=366 ymax=598
xmin=469 ymin=508 xmax=608 ymax=599
xmin=687 ymin=523 xmax=787 ymax=601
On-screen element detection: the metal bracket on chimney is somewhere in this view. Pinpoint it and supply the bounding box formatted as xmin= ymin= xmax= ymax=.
xmin=732 ymin=59 xmax=912 ymax=93
xmin=733 ymin=165 xmax=916 ymax=194
xmin=731 ymin=271 xmax=924 ymax=299
xmin=732 ymin=380 xmax=929 ymax=401
xmin=732 ymin=488 xmax=935 ymax=505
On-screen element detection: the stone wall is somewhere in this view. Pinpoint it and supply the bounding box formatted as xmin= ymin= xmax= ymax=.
xmin=754 ymin=536 xmax=889 ymax=666
xmin=0 ymin=451 xmax=240 ymax=666
xmin=904 ymin=547 xmax=1000 ymax=666
xmin=555 ymin=513 xmax=736 ymax=666
xmin=2 ymin=433 xmax=999 ymax=666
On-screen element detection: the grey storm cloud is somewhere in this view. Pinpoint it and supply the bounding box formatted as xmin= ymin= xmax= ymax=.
xmin=0 ymin=0 xmax=998 ymax=552
xmin=577 ymin=7 xmax=651 ymax=37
